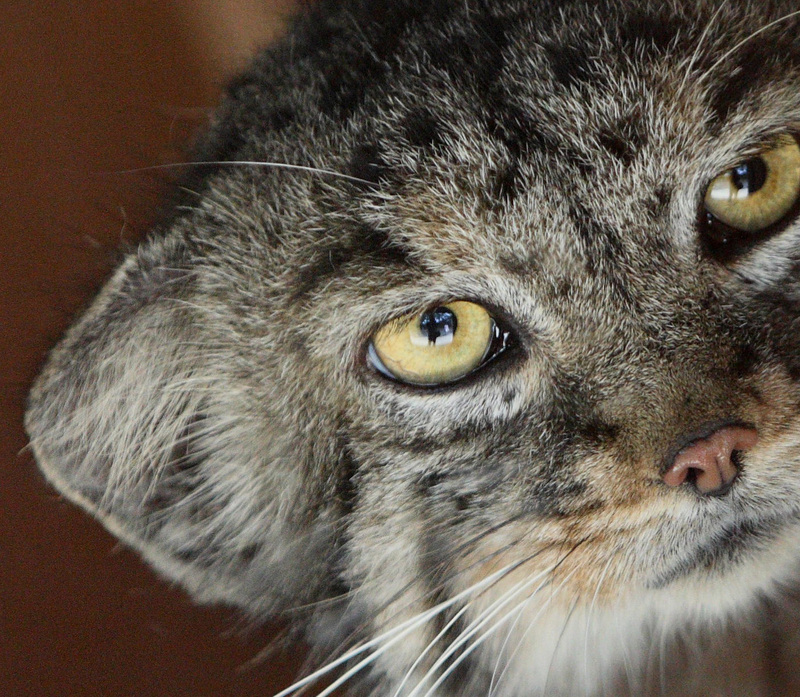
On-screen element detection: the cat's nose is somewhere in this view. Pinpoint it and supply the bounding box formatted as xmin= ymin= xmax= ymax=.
xmin=662 ymin=425 xmax=758 ymax=496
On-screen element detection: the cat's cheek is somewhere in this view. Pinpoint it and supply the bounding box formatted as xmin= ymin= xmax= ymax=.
xmin=356 ymin=350 xmax=548 ymax=440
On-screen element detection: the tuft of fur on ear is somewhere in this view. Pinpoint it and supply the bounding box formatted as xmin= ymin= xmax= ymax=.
xmin=25 ymin=232 xmax=339 ymax=619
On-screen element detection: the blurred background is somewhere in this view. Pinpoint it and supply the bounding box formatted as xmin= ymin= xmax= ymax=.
xmin=1 ymin=1 xmax=310 ymax=695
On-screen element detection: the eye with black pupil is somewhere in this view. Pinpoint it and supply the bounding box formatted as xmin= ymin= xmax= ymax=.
xmin=702 ymin=136 xmax=800 ymax=252
xmin=368 ymin=301 xmax=511 ymax=386
xmin=731 ymin=158 xmax=767 ymax=196
xmin=420 ymin=307 xmax=457 ymax=346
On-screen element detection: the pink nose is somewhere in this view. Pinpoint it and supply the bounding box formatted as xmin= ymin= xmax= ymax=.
xmin=662 ymin=425 xmax=758 ymax=495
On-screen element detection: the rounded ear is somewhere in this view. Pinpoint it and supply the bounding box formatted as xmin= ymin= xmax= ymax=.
xmin=25 ymin=232 xmax=339 ymax=618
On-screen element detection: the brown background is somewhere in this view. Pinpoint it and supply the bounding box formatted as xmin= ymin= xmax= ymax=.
xmin=1 ymin=1 xmax=312 ymax=695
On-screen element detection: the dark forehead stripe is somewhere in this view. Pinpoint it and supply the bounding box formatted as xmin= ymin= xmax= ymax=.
xmin=424 ymin=4 xmax=512 ymax=90
xmin=543 ymin=7 xmax=688 ymax=89
xmin=568 ymin=202 xmax=638 ymax=306
xmin=707 ymin=40 xmax=772 ymax=125
xmin=570 ymin=203 xmax=625 ymax=267
xmin=289 ymin=226 xmax=413 ymax=302
xmin=307 ymin=0 xmax=457 ymax=117
xmin=545 ymin=42 xmax=602 ymax=89
xmin=613 ymin=8 xmax=690 ymax=55
xmin=708 ymin=36 xmax=800 ymax=125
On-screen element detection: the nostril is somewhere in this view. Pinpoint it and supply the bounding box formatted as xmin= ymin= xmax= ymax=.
xmin=662 ymin=425 xmax=757 ymax=496
xmin=683 ymin=452 xmax=741 ymax=496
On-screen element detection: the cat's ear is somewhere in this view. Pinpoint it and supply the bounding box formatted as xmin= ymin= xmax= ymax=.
xmin=25 ymin=233 xmax=337 ymax=617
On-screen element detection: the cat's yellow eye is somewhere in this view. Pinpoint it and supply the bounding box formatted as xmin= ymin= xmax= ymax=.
xmin=368 ymin=301 xmax=497 ymax=386
xmin=704 ymin=136 xmax=800 ymax=233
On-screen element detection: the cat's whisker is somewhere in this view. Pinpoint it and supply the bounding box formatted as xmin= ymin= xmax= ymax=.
xmin=408 ymin=542 xmax=584 ymax=697
xmin=657 ymin=612 xmax=671 ymax=696
xmin=413 ymin=546 xmax=584 ymax=697
xmin=105 ymin=160 xmax=375 ymax=187
xmin=407 ymin=571 xmax=555 ymax=697
xmin=582 ymin=554 xmax=616 ymax=690
xmin=695 ymin=9 xmax=800 ymax=86
xmin=390 ymin=604 xmax=472 ymax=697
xmin=291 ymin=524 xmax=550 ymax=696
xmin=313 ymin=512 xmax=538 ymax=669
xmin=612 ymin=593 xmax=636 ymax=695
xmin=270 ymin=560 xmax=525 ymax=697
xmin=542 ymin=592 xmax=581 ymax=696
xmin=486 ymin=565 xmax=582 ymax=697
xmin=486 ymin=574 xmax=538 ymax=697
xmin=676 ymin=1 xmax=728 ymax=96
xmin=290 ymin=557 xmax=536 ymax=697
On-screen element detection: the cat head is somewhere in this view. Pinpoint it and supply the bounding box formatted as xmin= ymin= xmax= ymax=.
xmin=25 ymin=0 xmax=800 ymax=692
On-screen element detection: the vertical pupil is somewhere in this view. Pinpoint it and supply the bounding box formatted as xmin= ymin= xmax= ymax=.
xmin=420 ymin=307 xmax=457 ymax=345
xmin=731 ymin=157 xmax=768 ymax=195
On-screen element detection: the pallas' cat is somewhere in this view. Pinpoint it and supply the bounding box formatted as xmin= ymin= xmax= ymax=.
xmin=25 ymin=0 xmax=800 ymax=694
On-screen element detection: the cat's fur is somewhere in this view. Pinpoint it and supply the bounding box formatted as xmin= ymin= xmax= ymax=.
xmin=24 ymin=0 xmax=800 ymax=694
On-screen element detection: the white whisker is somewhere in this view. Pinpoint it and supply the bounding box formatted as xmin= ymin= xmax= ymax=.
xmin=270 ymin=560 xmax=523 ymax=697
xmin=311 ymin=532 xmax=548 ymax=685
xmin=418 ymin=559 xmax=577 ymax=697
xmin=407 ymin=544 xmax=585 ymax=697
xmin=488 ymin=568 xmax=581 ymax=697
xmin=390 ymin=604 xmax=471 ymax=697
xmin=486 ymin=587 xmax=530 ymax=697
xmin=542 ymin=593 xmax=581 ymax=696
xmin=677 ymin=2 xmax=728 ymax=95
xmin=105 ymin=160 xmax=375 ymax=186
xmin=583 ymin=554 xmax=616 ymax=694
xmin=613 ymin=594 xmax=637 ymax=696
xmin=410 ymin=570 xmax=558 ymax=697
xmin=695 ymin=9 xmax=800 ymax=86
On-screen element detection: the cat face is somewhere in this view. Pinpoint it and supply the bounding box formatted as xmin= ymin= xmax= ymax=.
xmin=25 ymin=0 xmax=800 ymax=694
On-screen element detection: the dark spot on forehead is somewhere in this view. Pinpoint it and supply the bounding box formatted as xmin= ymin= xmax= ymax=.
xmin=569 ymin=203 xmax=625 ymax=273
xmin=307 ymin=0 xmax=457 ymax=117
xmin=349 ymin=143 xmax=389 ymax=186
xmin=426 ymin=7 xmax=511 ymax=91
xmin=788 ymin=362 xmax=800 ymax=382
xmin=646 ymin=187 xmax=672 ymax=220
xmin=544 ymin=42 xmax=601 ymax=88
xmin=706 ymin=26 xmax=800 ymax=126
xmin=490 ymin=161 xmax=521 ymax=204
xmin=556 ymin=278 xmax=573 ymax=300
xmin=707 ymin=43 xmax=768 ymax=125
xmin=498 ymin=253 xmax=533 ymax=279
xmin=732 ymin=344 xmax=760 ymax=378
xmin=263 ymin=105 xmax=295 ymax=132
xmin=597 ymin=114 xmax=646 ymax=166
xmin=597 ymin=130 xmax=635 ymax=166
xmin=403 ymin=109 xmax=444 ymax=150
xmin=562 ymin=146 xmax=596 ymax=177
xmin=483 ymin=94 xmax=555 ymax=158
